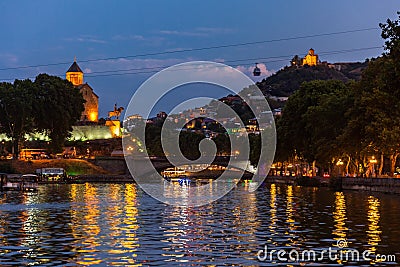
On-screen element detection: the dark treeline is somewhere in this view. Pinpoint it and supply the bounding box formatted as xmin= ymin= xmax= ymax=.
xmin=276 ymin=12 xmax=400 ymax=176
xmin=0 ymin=74 xmax=84 ymax=158
xmin=140 ymin=118 xmax=260 ymax=162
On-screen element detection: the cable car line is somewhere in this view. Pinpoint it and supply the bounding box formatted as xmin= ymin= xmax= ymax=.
xmin=0 ymin=45 xmax=383 ymax=81
xmin=0 ymin=27 xmax=379 ymax=72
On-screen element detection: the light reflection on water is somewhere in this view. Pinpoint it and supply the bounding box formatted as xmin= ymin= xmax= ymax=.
xmin=0 ymin=183 xmax=399 ymax=266
xmin=332 ymin=191 xmax=348 ymax=242
xmin=367 ymin=195 xmax=383 ymax=265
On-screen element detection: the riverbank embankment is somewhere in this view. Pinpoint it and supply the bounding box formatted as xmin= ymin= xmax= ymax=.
xmin=0 ymin=159 xmax=109 ymax=175
xmin=264 ymin=176 xmax=400 ymax=195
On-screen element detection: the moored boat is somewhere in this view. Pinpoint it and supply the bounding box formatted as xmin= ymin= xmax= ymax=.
xmin=2 ymin=176 xmax=22 ymax=191
xmin=1 ymin=174 xmax=39 ymax=192
xmin=166 ymin=175 xmax=191 ymax=186
xmin=20 ymin=174 xmax=39 ymax=191
xmin=36 ymin=168 xmax=69 ymax=183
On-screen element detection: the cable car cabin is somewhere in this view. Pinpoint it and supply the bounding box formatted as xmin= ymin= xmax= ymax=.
xmin=36 ymin=168 xmax=68 ymax=183
xmin=253 ymin=63 xmax=261 ymax=76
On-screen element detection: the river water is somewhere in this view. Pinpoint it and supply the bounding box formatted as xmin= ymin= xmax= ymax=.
xmin=0 ymin=182 xmax=399 ymax=266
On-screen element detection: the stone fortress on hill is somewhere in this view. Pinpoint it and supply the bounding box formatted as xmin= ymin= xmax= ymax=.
xmin=288 ymin=48 xmax=363 ymax=72
xmin=290 ymin=48 xmax=319 ymax=67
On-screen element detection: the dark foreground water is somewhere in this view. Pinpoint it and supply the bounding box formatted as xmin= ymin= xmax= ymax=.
xmin=0 ymin=182 xmax=399 ymax=266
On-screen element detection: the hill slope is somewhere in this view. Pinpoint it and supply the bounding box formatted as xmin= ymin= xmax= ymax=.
xmin=257 ymin=62 xmax=368 ymax=97
xmin=0 ymin=159 xmax=110 ymax=175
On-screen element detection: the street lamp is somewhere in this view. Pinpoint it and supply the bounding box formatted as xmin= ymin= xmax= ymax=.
xmin=336 ymin=159 xmax=344 ymax=177
xmin=369 ymin=156 xmax=378 ymax=178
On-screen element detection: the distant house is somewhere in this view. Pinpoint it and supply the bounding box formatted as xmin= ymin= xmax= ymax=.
xmin=145 ymin=111 xmax=168 ymax=126
xmin=220 ymin=95 xmax=243 ymax=105
xmin=269 ymin=96 xmax=288 ymax=102
xmin=124 ymin=114 xmax=144 ymax=131
xmin=111 ymin=150 xmax=124 ymax=157
xmin=273 ymin=108 xmax=282 ymax=116
xmin=157 ymin=111 xmax=168 ymax=119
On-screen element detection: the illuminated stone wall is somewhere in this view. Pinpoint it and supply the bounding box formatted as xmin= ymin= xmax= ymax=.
xmin=78 ymin=84 xmax=99 ymax=122
xmin=1 ymin=124 xmax=121 ymax=142
xmin=105 ymin=120 xmax=121 ymax=138
xmin=69 ymin=125 xmax=115 ymax=141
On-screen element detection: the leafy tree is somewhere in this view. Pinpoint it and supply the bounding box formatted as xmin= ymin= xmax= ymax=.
xmin=348 ymin=56 xmax=400 ymax=175
xmin=336 ymin=81 xmax=366 ymax=175
xmin=303 ymin=81 xmax=353 ymax=167
xmin=212 ymin=133 xmax=230 ymax=155
xmin=207 ymin=121 xmax=226 ymax=133
xmin=179 ymin=131 xmax=205 ymax=160
xmin=0 ymin=80 xmax=37 ymax=158
xmin=339 ymin=13 xmax=400 ymax=176
xmin=144 ymin=123 xmax=207 ymax=159
xmin=248 ymin=133 xmax=261 ymax=166
xmin=380 ymin=11 xmax=400 ymax=60
xmin=144 ymin=124 xmax=163 ymax=156
xmin=378 ymin=11 xmax=400 ymax=175
xmin=277 ymin=80 xmax=351 ymax=173
xmin=33 ymin=74 xmax=85 ymax=153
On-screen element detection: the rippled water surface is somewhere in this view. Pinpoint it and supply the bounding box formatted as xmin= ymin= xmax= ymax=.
xmin=0 ymin=182 xmax=399 ymax=266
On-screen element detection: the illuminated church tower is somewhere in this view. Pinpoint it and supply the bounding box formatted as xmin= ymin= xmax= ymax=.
xmin=66 ymin=58 xmax=99 ymax=122
xmin=302 ymin=48 xmax=319 ymax=66
xmin=66 ymin=57 xmax=84 ymax=86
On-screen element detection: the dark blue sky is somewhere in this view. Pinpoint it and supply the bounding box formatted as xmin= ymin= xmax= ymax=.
xmin=1 ymin=1 xmax=399 ymax=117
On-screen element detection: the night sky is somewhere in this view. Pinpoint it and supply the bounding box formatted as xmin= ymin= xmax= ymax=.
xmin=1 ymin=1 xmax=399 ymax=117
